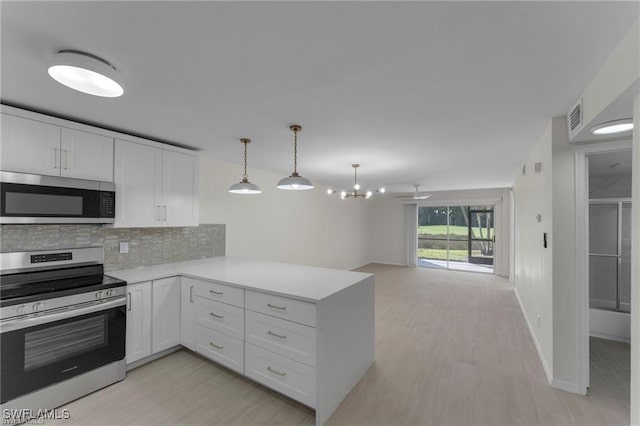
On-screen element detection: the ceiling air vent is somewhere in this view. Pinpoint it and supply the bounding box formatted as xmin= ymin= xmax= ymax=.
xmin=568 ymin=97 xmax=583 ymax=140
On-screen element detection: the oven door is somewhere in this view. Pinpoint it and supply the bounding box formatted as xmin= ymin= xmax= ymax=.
xmin=0 ymin=172 xmax=115 ymax=224
xmin=0 ymin=298 xmax=126 ymax=403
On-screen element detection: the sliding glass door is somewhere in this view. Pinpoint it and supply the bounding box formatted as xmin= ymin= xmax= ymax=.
xmin=418 ymin=205 xmax=494 ymax=273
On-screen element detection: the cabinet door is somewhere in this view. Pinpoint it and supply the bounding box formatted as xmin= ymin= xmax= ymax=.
xmin=181 ymin=279 xmax=196 ymax=351
xmin=60 ymin=128 xmax=114 ymax=181
xmin=126 ymin=282 xmax=152 ymax=364
xmin=114 ymin=139 xmax=163 ymax=227
xmin=1 ymin=114 xmax=61 ymax=176
xmin=162 ymin=150 xmax=199 ymax=227
xmin=152 ymin=276 xmax=181 ymax=353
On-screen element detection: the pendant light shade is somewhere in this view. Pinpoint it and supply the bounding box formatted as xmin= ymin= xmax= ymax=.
xmin=277 ymin=125 xmax=314 ymax=190
xmin=48 ymin=50 xmax=124 ymax=98
xmin=229 ymin=139 xmax=261 ymax=194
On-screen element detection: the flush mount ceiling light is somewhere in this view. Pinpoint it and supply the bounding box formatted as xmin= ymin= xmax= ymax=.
xmin=277 ymin=125 xmax=314 ymax=190
xmin=590 ymin=118 xmax=634 ymax=135
xmin=48 ymin=50 xmax=125 ymax=97
xmin=327 ymin=164 xmax=385 ymax=200
xmin=229 ymin=138 xmax=262 ymax=194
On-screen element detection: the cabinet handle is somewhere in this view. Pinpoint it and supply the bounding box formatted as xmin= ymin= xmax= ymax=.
xmin=267 ymin=330 xmax=287 ymax=339
xmin=189 ymin=285 xmax=194 ymax=303
xmin=53 ymin=148 xmax=59 ymax=169
xmin=209 ymin=290 xmax=223 ymax=296
xmin=163 ymin=205 xmax=167 ymax=221
xmin=209 ymin=312 xmax=224 ymax=319
xmin=155 ymin=206 xmax=161 ymax=221
xmin=267 ymin=303 xmax=286 ymax=311
xmin=127 ymin=292 xmax=132 ymax=311
xmin=209 ymin=342 xmax=223 ymax=350
xmin=63 ymin=149 xmax=69 ymax=170
xmin=267 ymin=366 xmax=286 ymax=377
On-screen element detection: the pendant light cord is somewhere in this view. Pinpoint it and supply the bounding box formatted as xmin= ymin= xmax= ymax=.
xmin=242 ymin=140 xmax=248 ymax=181
xmin=293 ymin=127 xmax=298 ymax=175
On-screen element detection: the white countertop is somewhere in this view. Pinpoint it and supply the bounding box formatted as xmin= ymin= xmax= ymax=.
xmin=106 ymin=257 xmax=373 ymax=302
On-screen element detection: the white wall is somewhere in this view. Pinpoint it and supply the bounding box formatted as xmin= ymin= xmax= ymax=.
xmin=199 ymin=157 xmax=372 ymax=270
xmin=513 ymin=122 xmax=554 ymax=382
xmin=368 ymin=187 xmax=511 ymax=277
xmin=631 ymin=93 xmax=639 ymax=426
xmin=551 ymin=116 xmax=578 ymax=389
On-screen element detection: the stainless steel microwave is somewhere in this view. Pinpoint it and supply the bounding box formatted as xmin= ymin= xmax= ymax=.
xmin=0 ymin=172 xmax=115 ymax=224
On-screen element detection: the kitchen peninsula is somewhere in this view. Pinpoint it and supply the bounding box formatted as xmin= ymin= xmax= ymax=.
xmin=108 ymin=257 xmax=375 ymax=426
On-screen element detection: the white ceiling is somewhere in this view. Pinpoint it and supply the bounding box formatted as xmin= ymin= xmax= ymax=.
xmin=1 ymin=1 xmax=638 ymax=193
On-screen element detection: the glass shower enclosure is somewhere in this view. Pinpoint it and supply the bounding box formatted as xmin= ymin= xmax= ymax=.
xmin=589 ymin=201 xmax=631 ymax=313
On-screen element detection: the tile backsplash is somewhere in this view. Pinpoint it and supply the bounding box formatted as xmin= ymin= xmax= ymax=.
xmin=0 ymin=224 xmax=225 ymax=271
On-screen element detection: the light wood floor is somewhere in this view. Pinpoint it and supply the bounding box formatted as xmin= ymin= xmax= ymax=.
xmin=45 ymin=264 xmax=630 ymax=425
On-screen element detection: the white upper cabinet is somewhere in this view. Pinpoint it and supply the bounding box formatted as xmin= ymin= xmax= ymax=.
xmin=60 ymin=128 xmax=114 ymax=181
xmin=162 ymin=150 xmax=199 ymax=227
xmin=0 ymin=113 xmax=114 ymax=182
xmin=114 ymin=139 xmax=163 ymax=228
xmin=1 ymin=114 xmax=60 ymax=176
xmin=114 ymin=139 xmax=198 ymax=228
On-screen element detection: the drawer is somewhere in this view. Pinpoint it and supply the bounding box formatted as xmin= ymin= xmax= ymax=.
xmin=246 ymin=291 xmax=316 ymax=327
xmin=245 ymin=310 xmax=316 ymax=366
xmin=195 ymin=297 xmax=244 ymax=340
xmin=245 ymin=343 xmax=316 ymax=408
xmin=186 ymin=277 xmax=244 ymax=308
xmin=195 ymin=325 xmax=244 ymax=374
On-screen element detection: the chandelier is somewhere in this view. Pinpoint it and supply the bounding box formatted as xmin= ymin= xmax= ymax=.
xmin=327 ymin=164 xmax=385 ymax=199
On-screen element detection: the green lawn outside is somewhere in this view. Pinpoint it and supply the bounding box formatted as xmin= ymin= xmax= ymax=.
xmin=418 ymin=225 xmax=468 ymax=236
xmin=418 ymin=248 xmax=468 ymax=261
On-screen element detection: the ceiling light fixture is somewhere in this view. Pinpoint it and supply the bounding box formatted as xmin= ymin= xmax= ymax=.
xmin=590 ymin=118 xmax=634 ymax=135
xmin=48 ymin=50 xmax=124 ymax=97
xmin=327 ymin=164 xmax=385 ymax=200
xmin=277 ymin=125 xmax=314 ymax=190
xmin=229 ymin=138 xmax=261 ymax=194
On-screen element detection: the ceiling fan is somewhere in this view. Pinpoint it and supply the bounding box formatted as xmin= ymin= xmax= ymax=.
xmin=394 ymin=184 xmax=431 ymax=200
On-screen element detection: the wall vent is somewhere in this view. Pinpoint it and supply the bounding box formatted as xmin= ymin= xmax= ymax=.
xmin=568 ymin=97 xmax=584 ymax=140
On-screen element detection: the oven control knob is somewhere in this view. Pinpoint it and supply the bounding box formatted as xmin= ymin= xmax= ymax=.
xmin=16 ymin=305 xmax=25 ymax=315
xmin=105 ymin=289 xmax=113 ymax=297
xmin=95 ymin=291 xmax=103 ymax=299
xmin=32 ymin=302 xmax=41 ymax=312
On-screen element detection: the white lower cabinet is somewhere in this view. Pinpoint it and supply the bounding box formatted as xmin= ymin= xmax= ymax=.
xmin=245 ymin=343 xmax=316 ymax=408
xmin=152 ymin=276 xmax=181 ymax=353
xmin=126 ymin=281 xmax=152 ymax=364
xmin=180 ymin=280 xmax=196 ymax=351
xmin=195 ymin=325 xmax=244 ymax=374
xmin=126 ymin=277 xmax=181 ymax=364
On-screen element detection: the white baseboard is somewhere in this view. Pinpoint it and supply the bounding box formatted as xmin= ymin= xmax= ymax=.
xmin=513 ymin=287 xmax=553 ymax=385
xmin=590 ymin=331 xmax=631 ymax=344
xmin=368 ymin=261 xmax=407 ymax=267
xmin=551 ymin=378 xmax=583 ymax=394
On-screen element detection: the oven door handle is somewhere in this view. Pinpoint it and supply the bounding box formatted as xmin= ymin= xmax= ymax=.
xmin=0 ymin=297 xmax=126 ymax=333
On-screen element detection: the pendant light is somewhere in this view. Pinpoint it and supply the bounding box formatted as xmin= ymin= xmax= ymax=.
xmin=229 ymin=138 xmax=262 ymax=194
xmin=48 ymin=50 xmax=125 ymax=97
xmin=277 ymin=125 xmax=314 ymax=190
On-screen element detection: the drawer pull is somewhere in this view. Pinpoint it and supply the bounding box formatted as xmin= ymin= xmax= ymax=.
xmin=267 ymin=330 xmax=287 ymax=339
xmin=267 ymin=366 xmax=286 ymax=377
xmin=209 ymin=342 xmax=224 ymax=350
xmin=209 ymin=312 xmax=224 ymax=319
xmin=209 ymin=290 xmax=224 ymax=296
xmin=267 ymin=303 xmax=286 ymax=311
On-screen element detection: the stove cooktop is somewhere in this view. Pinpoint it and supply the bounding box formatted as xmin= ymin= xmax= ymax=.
xmin=0 ymin=264 xmax=126 ymax=307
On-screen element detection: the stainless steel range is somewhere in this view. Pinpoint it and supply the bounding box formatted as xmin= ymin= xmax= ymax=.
xmin=0 ymin=247 xmax=127 ymax=420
